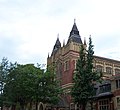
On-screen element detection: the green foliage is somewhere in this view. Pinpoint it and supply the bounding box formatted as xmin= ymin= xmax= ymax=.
xmin=2 ymin=63 xmax=61 ymax=110
xmin=42 ymin=67 xmax=62 ymax=104
xmin=0 ymin=58 xmax=11 ymax=108
xmin=33 ymin=65 xmax=62 ymax=105
xmin=71 ymin=37 xmax=102 ymax=109
xmin=0 ymin=58 xmax=9 ymax=94
xmin=71 ymin=44 xmax=88 ymax=105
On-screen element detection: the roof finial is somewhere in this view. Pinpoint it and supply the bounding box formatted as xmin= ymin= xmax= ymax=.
xmin=84 ymin=37 xmax=86 ymax=45
xmin=57 ymin=33 xmax=59 ymax=39
xmin=74 ymin=18 xmax=76 ymax=24
xmin=63 ymin=39 xmax=65 ymax=47
xmin=48 ymin=53 xmax=49 ymax=58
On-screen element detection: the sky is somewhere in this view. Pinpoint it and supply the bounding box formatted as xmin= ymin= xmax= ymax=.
xmin=0 ymin=0 xmax=120 ymax=66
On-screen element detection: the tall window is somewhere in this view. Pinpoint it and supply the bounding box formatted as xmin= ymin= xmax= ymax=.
xmin=64 ymin=61 xmax=69 ymax=71
xmin=106 ymin=67 xmax=112 ymax=74
xmin=116 ymin=79 xmax=120 ymax=89
xmin=99 ymin=99 xmax=109 ymax=110
xmin=74 ymin=60 xmax=77 ymax=69
xmin=57 ymin=62 xmax=62 ymax=78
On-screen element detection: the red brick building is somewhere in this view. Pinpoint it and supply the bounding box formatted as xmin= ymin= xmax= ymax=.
xmin=47 ymin=20 xmax=120 ymax=110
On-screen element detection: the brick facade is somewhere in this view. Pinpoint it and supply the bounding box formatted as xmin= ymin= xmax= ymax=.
xmin=47 ymin=21 xmax=120 ymax=110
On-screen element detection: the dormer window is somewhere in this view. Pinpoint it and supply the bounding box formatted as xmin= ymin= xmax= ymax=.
xmin=99 ymin=84 xmax=111 ymax=93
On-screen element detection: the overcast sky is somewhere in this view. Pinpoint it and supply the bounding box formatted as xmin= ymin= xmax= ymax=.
xmin=0 ymin=0 xmax=120 ymax=66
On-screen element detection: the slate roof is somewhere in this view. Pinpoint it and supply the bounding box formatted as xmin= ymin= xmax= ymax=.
xmin=52 ymin=37 xmax=61 ymax=55
xmin=54 ymin=37 xmax=61 ymax=49
xmin=97 ymin=92 xmax=113 ymax=98
xmin=67 ymin=21 xmax=82 ymax=44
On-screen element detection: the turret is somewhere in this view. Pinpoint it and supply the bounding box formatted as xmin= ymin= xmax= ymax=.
xmin=52 ymin=34 xmax=61 ymax=55
xmin=67 ymin=19 xmax=82 ymax=44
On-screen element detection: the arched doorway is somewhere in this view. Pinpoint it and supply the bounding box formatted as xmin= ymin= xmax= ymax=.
xmin=39 ymin=104 xmax=43 ymax=110
xmin=38 ymin=102 xmax=44 ymax=110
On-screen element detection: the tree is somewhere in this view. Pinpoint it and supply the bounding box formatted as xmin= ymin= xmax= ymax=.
xmin=0 ymin=58 xmax=10 ymax=110
xmin=0 ymin=58 xmax=9 ymax=94
xmin=3 ymin=64 xmax=43 ymax=110
xmin=34 ymin=65 xmax=62 ymax=109
xmin=42 ymin=66 xmax=62 ymax=105
xmin=71 ymin=37 xmax=101 ymax=110
xmin=3 ymin=63 xmax=62 ymax=110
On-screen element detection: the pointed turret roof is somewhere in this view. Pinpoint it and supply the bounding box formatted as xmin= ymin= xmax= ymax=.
xmin=71 ymin=19 xmax=79 ymax=32
xmin=52 ymin=35 xmax=61 ymax=55
xmin=55 ymin=37 xmax=61 ymax=48
xmin=67 ymin=19 xmax=82 ymax=44
xmin=55 ymin=34 xmax=61 ymax=48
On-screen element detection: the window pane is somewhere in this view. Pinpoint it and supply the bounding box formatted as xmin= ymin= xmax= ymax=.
xmin=99 ymin=99 xmax=109 ymax=110
xmin=96 ymin=65 xmax=103 ymax=72
xmin=115 ymin=69 xmax=120 ymax=74
xmin=116 ymin=80 xmax=119 ymax=89
xmin=106 ymin=67 xmax=112 ymax=74
xmin=119 ymin=80 xmax=120 ymax=88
